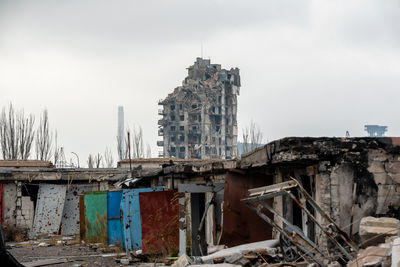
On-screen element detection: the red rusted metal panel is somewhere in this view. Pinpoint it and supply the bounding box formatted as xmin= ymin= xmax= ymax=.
xmin=219 ymin=170 xmax=274 ymax=247
xmin=139 ymin=190 xmax=179 ymax=255
xmin=0 ymin=183 xmax=3 ymax=225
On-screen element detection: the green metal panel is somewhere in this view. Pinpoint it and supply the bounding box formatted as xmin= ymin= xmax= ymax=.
xmin=83 ymin=191 xmax=107 ymax=243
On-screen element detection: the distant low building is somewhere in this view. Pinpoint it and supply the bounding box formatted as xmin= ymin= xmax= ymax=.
xmin=364 ymin=125 xmax=388 ymax=137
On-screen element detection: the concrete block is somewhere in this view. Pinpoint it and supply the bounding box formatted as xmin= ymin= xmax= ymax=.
xmin=385 ymin=161 xmax=400 ymax=174
xmin=348 ymin=246 xmax=390 ymax=267
xmin=359 ymin=216 xmax=400 ymax=247
xmin=171 ymin=254 xmax=193 ymax=267
xmin=388 ymin=173 xmax=400 ymax=184
xmin=368 ymin=160 xmax=386 ymax=174
xmin=373 ymin=173 xmax=390 ymax=185
xmin=392 ymin=237 xmax=400 ymax=267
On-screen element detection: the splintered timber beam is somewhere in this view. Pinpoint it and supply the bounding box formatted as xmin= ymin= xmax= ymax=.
xmin=242 ymin=178 xmax=358 ymax=264
xmin=248 ymin=180 xmax=297 ymax=197
xmin=244 ymin=201 xmax=326 ymax=267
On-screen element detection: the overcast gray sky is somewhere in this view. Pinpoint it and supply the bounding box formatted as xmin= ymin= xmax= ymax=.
xmin=1 ymin=0 xmax=399 ymax=164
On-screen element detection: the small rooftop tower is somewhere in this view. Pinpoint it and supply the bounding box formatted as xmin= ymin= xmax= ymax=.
xmin=364 ymin=125 xmax=388 ymax=137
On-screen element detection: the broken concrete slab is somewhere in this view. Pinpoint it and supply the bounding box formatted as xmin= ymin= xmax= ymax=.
xmin=359 ymin=216 xmax=400 ymax=247
xmin=347 ymin=246 xmax=391 ymax=267
xmin=171 ymin=254 xmax=194 ymax=267
xmin=392 ymin=237 xmax=400 ymax=267
xmin=200 ymin=239 xmax=278 ymax=262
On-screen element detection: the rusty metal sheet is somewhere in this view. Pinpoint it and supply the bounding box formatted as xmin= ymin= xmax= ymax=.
xmin=61 ymin=184 xmax=94 ymax=235
xmin=121 ymin=187 xmax=164 ymax=251
xmin=30 ymin=184 xmax=67 ymax=238
xmin=219 ymin=171 xmax=273 ymax=247
xmin=139 ymin=190 xmax=179 ymax=255
xmin=83 ymin=191 xmax=107 ymax=244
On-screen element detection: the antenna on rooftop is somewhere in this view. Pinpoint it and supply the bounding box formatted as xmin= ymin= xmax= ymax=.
xmin=201 ymin=42 xmax=203 ymax=58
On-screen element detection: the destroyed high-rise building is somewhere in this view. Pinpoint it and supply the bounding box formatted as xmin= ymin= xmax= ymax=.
xmin=157 ymin=58 xmax=240 ymax=159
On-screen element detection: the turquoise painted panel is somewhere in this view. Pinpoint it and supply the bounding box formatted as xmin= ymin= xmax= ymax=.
xmin=83 ymin=191 xmax=107 ymax=243
xmin=121 ymin=187 xmax=164 ymax=251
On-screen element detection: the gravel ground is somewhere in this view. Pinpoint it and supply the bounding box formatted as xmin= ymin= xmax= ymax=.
xmin=8 ymin=245 xmax=129 ymax=267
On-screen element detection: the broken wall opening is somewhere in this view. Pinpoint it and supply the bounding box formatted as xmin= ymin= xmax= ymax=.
xmin=219 ymin=170 xmax=274 ymax=247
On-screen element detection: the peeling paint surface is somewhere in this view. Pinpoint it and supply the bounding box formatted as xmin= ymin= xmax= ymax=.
xmin=61 ymin=184 xmax=94 ymax=235
xmin=139 ymin=190 xmax=179 ymax=255
xmin=31 ymin=184 xmax=67 ymax=238
xmin=121 ymin=187 xmax=164 ymax=251
xmin=107 ymin=190 xmax=123 ymax=247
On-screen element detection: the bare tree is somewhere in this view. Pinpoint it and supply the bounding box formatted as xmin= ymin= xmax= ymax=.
xmin=117 ymin=135 xmax=125 ymax=161
xmin=242 ymin=127 xmax=249 ymax=154
xmin=123 ymin=125 xmax=146 ymax=159
xmin=0 ymin=104 xmax=36 ymax=160
xmin=36 ymin=109 xmax=52 ymax=161
xmin=146 ymin=143 xmax=152 ymax=158
xmin=104 ymin=147 xmax=114 ymax=168
xmin=94 ymin=153 xmax=102 ymax=168
xmin=18 ymin=112 xmax=35 ymax=160
xmin=0 ymin=104 xmax=18 ymax=159
xmin=87 ymin=154 xmax=94 ymax=168
xmin=242 ymin=121 xmax=263 ymax=154
xmin=133 ymin=126 xmax=144 ymax=158
xmin=53 ymin=131 xmax=61 ymax=166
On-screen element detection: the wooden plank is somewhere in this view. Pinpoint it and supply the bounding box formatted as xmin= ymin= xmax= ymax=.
xmin=248 ymin=180 xmax=297 ymax=197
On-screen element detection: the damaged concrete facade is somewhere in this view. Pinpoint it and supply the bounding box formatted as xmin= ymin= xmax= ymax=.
xmin=157 ymin=58 xmax=240 ymax=159
xmin=0 ymin=162 xmax=130 ymax=239
xmin=235 ymin=137 xmax=400 ymax=255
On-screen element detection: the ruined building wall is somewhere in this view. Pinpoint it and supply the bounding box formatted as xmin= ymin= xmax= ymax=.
xmin=241 ymin=137 xmax=400 ymax=250
xmin=157 ymin=58 xmax=240 ymax=159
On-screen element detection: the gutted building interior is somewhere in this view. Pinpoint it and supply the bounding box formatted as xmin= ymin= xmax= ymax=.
xmin=157 ymin=58 xmax=240 ymax=159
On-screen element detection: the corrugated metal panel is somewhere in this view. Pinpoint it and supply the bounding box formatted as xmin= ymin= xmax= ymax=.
xmin=31 ymin=184 xmax=67 ymax=238
xmin=121 ymin=187 xmax=164 ymax=251
xmin=139 ymin=190 xmax=179 ymax=255
xmin=61 ymin=184 xmax=94 ymax=235
xmin=107 ymin=190 xmax=123 ymax=247
xmin=83 ymin=191 xmax=107 ymax=244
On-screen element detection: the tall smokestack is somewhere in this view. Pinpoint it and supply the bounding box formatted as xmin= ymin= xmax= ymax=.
xmin=117 ymin=106 xmax=125 ymax=160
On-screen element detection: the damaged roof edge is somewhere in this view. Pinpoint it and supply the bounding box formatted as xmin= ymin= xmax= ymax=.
xmin=239 ymin=137 xmax=400 ymax=169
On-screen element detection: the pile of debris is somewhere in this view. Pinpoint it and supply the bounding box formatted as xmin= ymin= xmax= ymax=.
xmin=169 ymin=215 xmax=400 ymax=266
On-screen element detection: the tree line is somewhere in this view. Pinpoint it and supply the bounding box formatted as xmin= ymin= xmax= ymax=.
xmin=0 ymin=104 xmax=58 ymax=162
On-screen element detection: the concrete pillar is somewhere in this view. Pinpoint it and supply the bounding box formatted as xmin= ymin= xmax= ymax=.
xmin=315 ymin=170 xmax=331 ymax=253
xmin=392 ymin=237 xmax=400 ymax=267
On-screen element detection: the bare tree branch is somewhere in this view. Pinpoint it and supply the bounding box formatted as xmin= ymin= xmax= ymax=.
xmin=36 ymin=109 xmax=52 ymax=161
xmin=94 ymin=153 xmax=102 ymax=168
xmin=53 ymin=131 xmax=61 ymax=166
xmin=117 ymin=135 xmax=125 ymax=161
xmin=0 ymin=104 xmax=36 ymax=160
xmin=133 ymin=126 xmax=144 ymax=158
xmin=104 ymin=147 xmax=114 ymax=168
xmin=146 ymin=143 xmax=152 ymax=158
xmin=87 ymin=154 xmax=94 ymax=168
xmin=18 ymin=111 xmax=35 ymax=160
xmin=242 ymin=120 xmax=263 ymax=154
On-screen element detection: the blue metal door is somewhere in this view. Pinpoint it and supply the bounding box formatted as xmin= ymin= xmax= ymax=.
xmin=121 ymin=187 xmax=164 ymax=251
xmin=107 ymin=190 xmax=123 ymax=246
